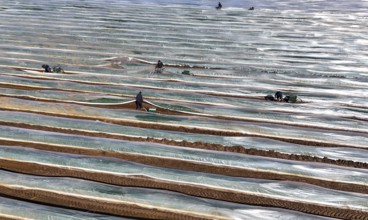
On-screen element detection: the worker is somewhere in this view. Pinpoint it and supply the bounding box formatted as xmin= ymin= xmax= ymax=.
xmin=135 ymin=91 xmax=143 ymax=110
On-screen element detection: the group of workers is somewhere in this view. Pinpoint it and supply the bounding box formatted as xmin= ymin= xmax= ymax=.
xmin=41 ymin=64 xmax=64 ymax=73
xmin=265 ymin=91 xmax=298 ymax=103
xmin=216 ymin=2 xmax=254 ymax=10
xmin=42 ymin=61 xmax=298 ymax=111
xmin=135 ymin=60 xmax=299 ymax=110
xmin=42 ymin=60 xmax=298 ymax=111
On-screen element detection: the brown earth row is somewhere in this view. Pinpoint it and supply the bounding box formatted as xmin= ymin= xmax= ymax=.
xmin=341 ymin=103 xmax=368 ymax=110
xmin=0 ymin=105 xmax=366 ymax=151
xmin=0 ymin=139 xmax=367 ymax=194
xmin=0 ymin=106 xmax=242 ymax=137
xmin=0 ymin=120 xmax=366 ymax=169
xmin=1 ymin=158 xmax=367 ymax=220
xmin=345 ymin=116 xmax=368 ymax=122
xmin=0 ymin=185 xmax=220 ymax=220
xmin=0 ymin=214 xmax=26 ymax=220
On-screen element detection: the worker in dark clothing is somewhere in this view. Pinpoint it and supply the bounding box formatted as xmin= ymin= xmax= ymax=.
xmin=42 ymin=64 xmax=52 ymax=72
xmin=156 ymin=60 xmax=163 ymax=69
xmin=154 ymin=60 xmax=164 ymax=73
xmin=216 ymin=2 xmax=222 ymax=9
xmin=135 ymin=91 xmax=143 ymax=110
xmin=264 ymin=94 xmax=275 ymax=101
xmin=275 ymin=91 xmax=283 ymax=101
